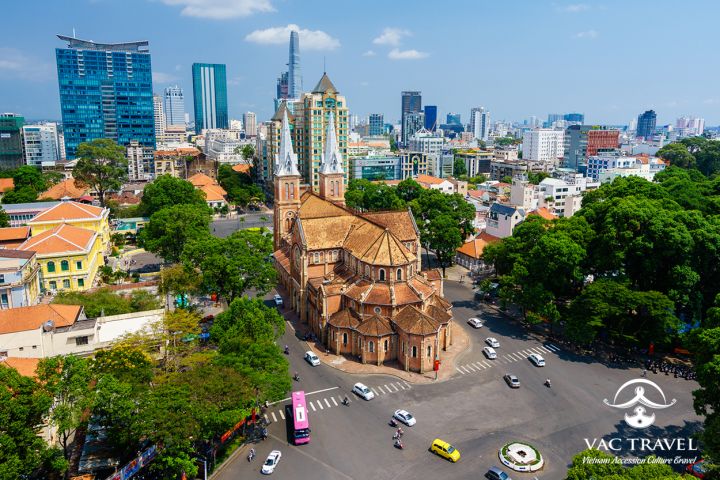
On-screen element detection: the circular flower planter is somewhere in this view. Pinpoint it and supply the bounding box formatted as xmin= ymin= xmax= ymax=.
xmin=498 ymin=442 xmax=544 ymax=472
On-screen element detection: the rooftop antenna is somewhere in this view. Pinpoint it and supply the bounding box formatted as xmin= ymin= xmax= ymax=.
xmin=72 ymin=27 xmax=76 ymax=38
xmin=323 ymin=56 xmax=326 ymax=74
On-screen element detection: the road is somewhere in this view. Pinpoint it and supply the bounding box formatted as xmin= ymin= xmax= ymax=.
xmin=214 ymin=280 xmax=703 ymax=480
xmin=211 ymin=213 xmax=273 ymax=238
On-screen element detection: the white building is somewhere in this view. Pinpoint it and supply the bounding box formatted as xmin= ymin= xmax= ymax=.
xmin=244 ymin=112 xmax=257 ymax=137
xmin=675 ymin=116 xmax=705 ymax=137
xmin=126 ymin=140 xmax=154 ymax=181
xmin=522 ymin=129 xmax=564 ymax=163
xmin=486 ymin=203 xmax=526 ymax=238
xmin=205 ymin=129 xmax=253 ymax=164
xmin=510 ymin=174 xmax=599 ymax=218
xmin=587 ymin=154 xmax=665 ymax=181
xmin=407 ymin=129 xmax=444 ymax=156
xmin=22 ymin=123 xmax=61 ymax=167
xmin=153 ymin=94 xmax=165 ymax=142
xmin=163 ymin=85 xmax=185 ymax=128
xmin=470 ymin=107 xmax=491 ymax=141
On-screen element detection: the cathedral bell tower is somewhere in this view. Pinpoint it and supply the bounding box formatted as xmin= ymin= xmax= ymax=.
xmin=273 ymin=107 xmax=302 ymax=249
xmin=318 ymin=111 xmax=345 ymax=206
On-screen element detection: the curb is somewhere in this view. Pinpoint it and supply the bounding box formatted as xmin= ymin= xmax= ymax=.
xmin=207 ymin=442 xmax=249 ymax=480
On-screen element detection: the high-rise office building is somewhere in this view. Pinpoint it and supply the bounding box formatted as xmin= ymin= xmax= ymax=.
xmin=446 ymin=113 xmax=461 ymax=125
xmin=470 ymin=107 xmax=490 ymax=141
xmin=244 ymin=112 xmax=257 ymax=136
xmin=153 ymin=94 xmax=165 ymax=142
xmin=676 ymin=116 xmax=705 ymax=137
xmin=192 ymin=63 xmax=229 ymax=133
xmin=22 ymin=123 xmax=61 ymax=167
xmin=0 ymin=113 xmax=24 ymax=169
xmin=424 ymin=105 xmax=438 ymax=131
xmin=636 ymin=110 xmax=657 ymax=139
xmin=403 ymin=112 xmax=425 ymax=144
xmin=275 ymin=71 xmax=289 ymax=111
xmin=563 ymin=126 xmax=620 ymax=171
xmin=522 ymin=129 xmax=564 ymax=163
xmin=401 ymin=91 xmax=422 ymax=143
xmin=163 ymin=85 xmax=185 ymax=127
xmin=564 ymin=113 xmax=584 ymax=124
xmin=55 ymin=35 xmax=155 ymax=159
xmin=369 ymin=114 xmax=384 ymax=136
xmin=288 ymin=31 xmax=302 ymax=99
xmin=547 ymin=113 xmax=563 ymax=126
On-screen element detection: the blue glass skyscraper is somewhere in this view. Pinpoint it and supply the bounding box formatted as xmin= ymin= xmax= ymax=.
xmin=424 ymin=105 xmax=437 ymax=131
xmin=192 ymin=63 xmax=229 ymax=133
xmin=55 ymin=35 xmax=155 ymax=159
xmin=288 ymin=31 xmax=302 ymax=99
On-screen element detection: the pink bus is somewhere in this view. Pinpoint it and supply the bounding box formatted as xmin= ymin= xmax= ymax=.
xmin=291 ymin=391 xmax=310 ymax=445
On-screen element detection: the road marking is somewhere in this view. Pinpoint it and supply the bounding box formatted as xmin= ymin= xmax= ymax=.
xmin=520 ymin=349 xmax=532 ymax=356
xmin=271 ymin=412 xmax=277 ymax=422
xmin=384 ymin=384 xmax=393 ymax=392
xmin=532 ymin=347 xmax=548 ymax=355
xmin=398 ymin=382 xmax=407 ymax=390
xmin=483 ymin=360 xmax=493 ymax=368
xmin=264 ymin=414 xmax=269 ymax=423
xmin=403 ymin=381 xmax=411 ymax=389
xmin=317 ymin=400 xmax=324 ymax=410
xmin=548 ymin=343 xmax=560 ymax=351
xmin=306 ymin=386 xmax=340 ymax=396
xmin=331 ymin=397 xmax=338 ymax=406
xmin=279 ymin=410 xmax=285 ymax=420
xmin=309 ymin=401 xmax=316 ymax=412
xmin=266 ymin=432 xmax=355 ymax=480
xmin=285 ymin=320 xmax=295 ymax=332
xmin=378 ymin=385 xmax=387 ymax=395
xmin=538 ymin=346 xmax=553 ymax=353
xmin=474 ymin=362 xmax=486 ymax=369
xmin=465 ymin=364 xmax=477 ymax=372
xmin=503 ymin=355 xmax=516 ymax=362
xmin=392 ymin=383 xmax=401 ymax=392
xmin=372 ymin=387 xmax=379 ymax=395
xmin=511 ymin=352 xmax=524 ymax=361
xmin=456 ymin=367 xmax=466 ymax=374
xmin=324 ymin=398 xmax=332 ymax=408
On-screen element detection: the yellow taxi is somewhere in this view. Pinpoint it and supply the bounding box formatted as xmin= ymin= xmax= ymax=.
xmin=430 ymin=438 xmax=461 ymax=462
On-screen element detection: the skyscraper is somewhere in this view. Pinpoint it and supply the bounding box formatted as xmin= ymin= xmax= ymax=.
xmin=163 ymin=85 xmax=185 ymax=127
xmin=0 ymin=113 xmax=24 ymax=170
xmin=369 ymin=113 xmax=384 ymax=136
xmin=636 ymin=110 xmax=657 ymax=139
xmin=192 ymin=63 xmax=229 ymax=133
xmin=23 ymin=123 xmax=61 ymax=167
xmin=244 ymin=112 xmax=257 ymax=136
xmin=275 ymin=71 xmax=289 ymax=111
xmin=564 ymin=113 xmax=584 ymax=124
xmin=446 ymin=113 xmax=461 ymax=125
xmin=55 ymin=35 xmax=155 ymax=159
xmin=153 ymin=94 xmax=165 ymax=142
xmin=424 ymin=105 xmax=437 ymax=131
xmin=401 ymin=91 xmax=422 ymax=143
xmin=470 ymin=107 xmax=490 ymax=141
xmin=288 ymin=31 xmax=302 ymax=99
xmin=403 ymin=112 xmax=425 ymax=143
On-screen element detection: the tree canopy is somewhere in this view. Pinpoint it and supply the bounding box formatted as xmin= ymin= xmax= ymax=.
xmin=217 ymin=164 xmax=265 ymax=207
xmin=141 ymin=204 xmax=211 ymax=263
xmin=138 ymin=175 xmax=207 ymax=217
xmin=73 ymin=138 xmax=128 ymax=207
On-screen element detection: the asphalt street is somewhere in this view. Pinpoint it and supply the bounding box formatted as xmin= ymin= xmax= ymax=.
xmin=213 ymin=280 xmax=703 ymax=480
xmin=211 ymin=213 xmax=273 ymax=238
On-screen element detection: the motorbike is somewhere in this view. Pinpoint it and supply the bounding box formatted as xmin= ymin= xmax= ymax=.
xmin=293 ymin=373 xmax=300 ymax=381
xmin=389 ymin=418 xmax=398 ymax=428
xmin=284 ymin=345 xmax=289 ymax=355
xmin=545 ymin=379 xmax=552 ymax=388
xmin=394 ymin=439 xmax=404 ymax=449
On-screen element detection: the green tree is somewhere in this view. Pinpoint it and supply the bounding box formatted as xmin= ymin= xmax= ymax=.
xmin=73 ymin=138 xmax=128 ymax=207
xmin=240 ymin=144 xmax=255 ymax=160
xmin=657 ymin=142 xmax=696 ymax=169
xmin=344 ymin=178 xmax=405 ymax=211
xmin=36 ymin=355 xmax=94 ymax=460
xmin=688 ymin=317 xmax=720 ymax=462
xmin=217 ymin=164 xmax=265 ymax=207
xmin=427 ymin=214 xmax=463 ymax=275
xmin=493 ymin=136 xmax=518 ymax=147
xmin=453 ymin=156 xmax=467 ymax=176
xmin=396 ymin=178 xmax=423 ymax=202
xmin=211 ymin=296 xmax=285 ymax=344
xmin=183 ymin=229 xmax=276 ymax=302
xmin=0 ymin=366 xmax=67 ymax=480
xmin=2 ymin=185 xmax=38 ymax=204
xmin=159 ymin=263 xmax=201 ymax=302
xmin=139 ymin=175 xmax=207 ymax=217
xmin=500 ymin=175 xmax=513 ymax=184
xmin=527 ymin=171 xmax=550 ymax=185
xmin=0 ymin=206 xmax=9 ymax=227
xmin=142 ymin=204 xmax=211 ymax=263
xmin=53 ymin=288 xmax=160 ymax=317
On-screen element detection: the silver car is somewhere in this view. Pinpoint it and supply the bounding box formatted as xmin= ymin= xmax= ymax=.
xmin=352 ymin=382 xmax=375 ymax=400
xmin=483 ymin=346 xmax=497 ymax=359
xmin=528 ymin=353 xmax=545 ymax=367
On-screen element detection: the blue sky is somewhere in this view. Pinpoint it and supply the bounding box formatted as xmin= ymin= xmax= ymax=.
xmin=2 ymin=0 xmax=719 ymax=126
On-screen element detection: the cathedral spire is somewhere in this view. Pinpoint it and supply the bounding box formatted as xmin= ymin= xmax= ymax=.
xmin=320 ymin=111 xmax=344 ymax=175
xmin=276 ymin=108 xmax=300 ymax=177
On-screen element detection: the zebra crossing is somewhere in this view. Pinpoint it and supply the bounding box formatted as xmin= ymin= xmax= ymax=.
xmin=455 ymin=344 xmax=561 ymax=376
xmin=262 ymin=380 xmax=412 ymax=424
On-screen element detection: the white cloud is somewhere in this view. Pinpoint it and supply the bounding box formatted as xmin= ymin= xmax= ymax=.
xmin=0 ymin=48 xmax=52 ymax=81
xmin=560 ymin=3 xmax=590 ymax=12
xmin=245 ymin=24 xmax=340 ymax=50
xmin=388 ymin=48 xmax=428 ymax=60
xmin=575 ymin=29 xmax=598 ymax=39
xmin=159 ymin=0 xmax=274 ymax=19
xmin=362 ymin=50 xmax=376 ymax=57
xmin=373 ymin=27 xmax=411 ymax=47
xmin=153 ymin=71 xmax=179 ymax=84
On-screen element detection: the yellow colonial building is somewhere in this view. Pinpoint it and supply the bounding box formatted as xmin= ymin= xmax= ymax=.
xmin=17 ymin=223 xmax=105 ymax=292
xmin=28 ymin=201 xmax=110 ymax=252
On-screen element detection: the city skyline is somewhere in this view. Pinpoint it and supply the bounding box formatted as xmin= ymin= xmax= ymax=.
xmin=2 ymin=0 xmax=719 ymax=125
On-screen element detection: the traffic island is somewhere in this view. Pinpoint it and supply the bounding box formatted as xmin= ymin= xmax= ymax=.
xmin=498 ymin=442 xmax=544 ymax=473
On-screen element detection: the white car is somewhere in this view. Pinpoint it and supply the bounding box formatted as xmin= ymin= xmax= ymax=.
xmin=273 ymin=294 xmax=283 ymax=306
xmin=528 ymin=353 xmax=545 ymax=367
xmin=467 ymin=317 xmax=483 ymax=329
xmin=304 ymin=351 xmax=320 ymax=366
xmin=483 ymin=346 xmax=497 ymax=359
xmin=486 ymin=337 xmax=500 ymax=348
xmin=352 ymin=382 xmax=375 ymax=400
xmin=393 ymin=409 xmax=416 ymax=426
xmin=261 ymin=450 xmax=282 ymax=475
